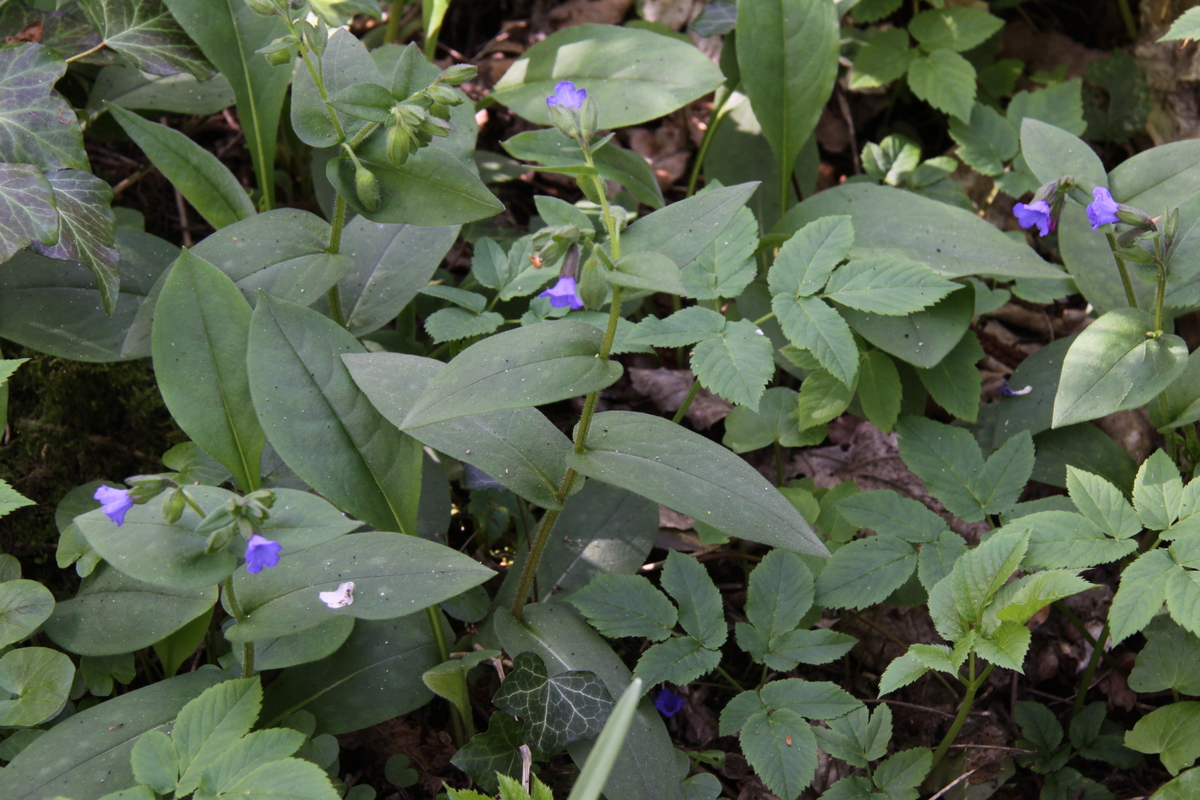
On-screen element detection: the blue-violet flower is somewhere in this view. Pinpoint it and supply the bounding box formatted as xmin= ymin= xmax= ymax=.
xmin=94 ymin=485 xmax=134 ymax=526
xmin=1087 ymin=187 xmax=1121 ymax=231
xmin=1014 ymin=200 xmax=1054 ymax=237
xmin=546 ymin=80 xmax=587 ymax=111
xmin=539 ymin=275 xmax=584 ymax=309
xmin=245 ymin=534 xmax=283 ymax=574
xmin=654 ymin=688 xmax=685 ymax=717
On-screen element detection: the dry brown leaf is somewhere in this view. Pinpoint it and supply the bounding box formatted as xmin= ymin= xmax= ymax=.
xmin=548 ymin=0 xmax=634 ymax=30
xmin=626 ymin=116 xmax=691 ymax=189
xmin=628 ymin=367 xmax=733 ymax=428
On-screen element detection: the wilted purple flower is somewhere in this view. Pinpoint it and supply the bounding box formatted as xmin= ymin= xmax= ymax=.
xmin=997 ymin=380 xmax=1033 ymax=398
xmin=94 ymin=486 xmax=134 ymax=526
xmin=546 ymin=80 xmax=587 ymax=111
xmin=245 ymin=534 xmax=282 ymax=574
xmin=654 ymin=688 xmax=685 ymax=717
xmin=1087 ymin=187 xmax=1121 ymax=231
xmin=539 ymin=275 xmax=584 ymax=309
xmin=1014 ymin=200 xmax=1054 ymax=237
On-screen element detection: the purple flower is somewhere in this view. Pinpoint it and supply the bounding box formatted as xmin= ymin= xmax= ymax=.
xmin=94 ymin=486 xmax=134 ymax=526
xmin=1014 ymin=200 xmax=1054 ymax=237
xmin=539 ymin=275 xmax=584 ymax=309
xmin=654 ymin=688 xmax=685 ymax=717
xmin=1087 ymin=187 xmax=1121 ymax=231
xmin=546 ymin=80 xmax=587 ymax=111
xmin=244 ymin=534 xmax=282 ymax=574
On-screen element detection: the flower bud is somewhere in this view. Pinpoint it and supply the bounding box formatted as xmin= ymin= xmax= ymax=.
xmin=386 ymin=123 xmax=415 ymax=165
xmin=303 ymin=18 xmax=327 ymax=56
xmin=577 ymin=249 xmax=608 ymax=310
xmin=265 ymin=46 xmax=293 ymax=67
xmin=205 ymin=524 xmax=236 ymax=554
xmin=354 ymin=162 xmax=381 ymax=212
xmin=425 ymin=84 xmax=462 ymax=106
xmin=579 ymin=96 xmax=599 ymax=142
xmin=162 ymin=489 xmax=186 ymax=525
xmin=244 ymin=0 xmax=277 ymax=15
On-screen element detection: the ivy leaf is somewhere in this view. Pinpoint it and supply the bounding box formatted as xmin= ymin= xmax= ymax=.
xmin=0 ymin=44 xmax=88 ymax=172
xmin=30 ymin=169 xmax=119 ymax=315
xmin=906 ymin=49 xmax=976 ymax=123
xmin=772 ymin=294 xmax=859 ymax=388
xmin=0 ymin=163 xmax=59 ymax=262
xmin=567 ymin=574 xmax=678 ymax=641
xmin=633 ymin=636 xmax=721 ymax=687
xmin=1125 ymin=702 xmax=1200 ymax=775
xmin=492 ymin=652 xmax=613 ymax=756
xmin=78 ymin=0 xmax=215 ymax=79
xmin=690 ymin=318 xmax=774 ymax=410
xmin=822 ymin=257 xmax=957 ymax=316
xmin=681 ymin=205 xmax=758 ymax=300
xmin=450 ymin=713 xmax=525 ymax=794
xmin=424 ymin=308 xmax=504 ymax=344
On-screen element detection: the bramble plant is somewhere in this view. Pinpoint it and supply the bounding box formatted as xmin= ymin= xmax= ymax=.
xmin=0 ymin=0 xmax=1198 ymax=798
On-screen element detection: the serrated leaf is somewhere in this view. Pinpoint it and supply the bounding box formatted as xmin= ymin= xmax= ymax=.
xmin=1021 ymin=511 xmax=1137 ymax=569
xmin=627 ymin=306 xmax=726 ymax=348
xmin=424 ymin=308 xmax=504 ymax=343
xmin=877 ymin=652 xmax=930 ymax=696
xmin=221 ymin=757 xmax=340 ymax=800
xmin=1135 ymin=450 xmax=1184 ymax=531
xmin=681 ymin=205 xmax=758 ymax=300
xmin=896 ymin=417 xmax=987 ymax=521
xmin=815 ymin=535 xmax=917 ymax=610
xmin=131 ymin=730 xmax=177 ymax=796
xmin=769 ymin=215 xmax=855 ymax=297
xmin=822 ymin=257 xmax=957 ymax=316
xmin=1009 ymin=80 xmax=1087 ymax=137
xmin=907 ymin=49 xmax=976 ymax=122
xmin=79 ymin=0 xmax=215 ymax=79
xmin=974 ymin=621 xmax=1030 ymax=671
xmin=795 ymin=369 xmax=854 ymax=429
xmin=0 ymin=163 xmax=58 ymax=263
xmin=907 ymin=644 xmax=958 ymax=674
xmin=200 ymin=726 xmax=306 ymax=793
xmin=568 ymin=575 xmax=677 ymax=641
xmin=1067 ymin=466 xmax=1141 ymax=539
xmin=850 ymin=28 xmax=915 ymax=90
xmin=949 ymin=102 xmax=1018 ymax=177
xmin=633 ymin=636 xmax=721 ymax=687
xmin=745 ymin=549 xmax=814 ymax=638
xmin=812 ymin=704 xmax=891 ymax=769
xmin=836 ymin=490 xmax=948 ymax=543
xmin=661 ymin=550 xmax=725 ymax=648
xmin=1161 ymin=7 xmax=1200 ymax=41
xmin=974 ymin=430 xmax=1035 ymax=516
xmin=914 ymin=331 xmax=983 ymax=423
xmin=690 ymin=318 xmax=774 ymax=410
xmin=1166 ymin=568 xmax=1200 ymax=638
xmin=918 ymin=530 xmax=968 ymax=591
xmin=857 ymin=350 xmax=902 ymax=433
xmin=723 ymin=387 xmax=822 ymax=453
xmin=761 ymin=628 xmax=856 ymax=671
xmin=173 ymin=677 xmax=262 ymax=795
xmin=875 ymin=748 xmax=932 ymax=800
xmin=1110 ymin=548 xmax=1179 ymax=643
xmin=996 ymin=570 xmax=1095 ymax=624
xmin=949 ymin=527 xmax=1030 ymax=630
xmin=909 ymin=8 xmax=1003 ymax=52
xmin=493 ymin=652 xmax=614 ymax=755
xmin=1129 ymin=618 xmax=1200 ymax=695
xmin=0 ymin=44 xmax=88 ymax=172
xmin=1125 ymin=702 xmax=1200 ymax=775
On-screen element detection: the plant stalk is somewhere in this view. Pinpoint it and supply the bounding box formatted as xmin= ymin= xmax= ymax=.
xmin=1105 ymin=232 xmax=1139 ymax=309
xmin=930 ymin=654 xmax=993 ymax=770
xmin=1071 ymin=619 xmax=1110 ymax=720
xmin=672 ymin=380 xmax=701 ymax=425
xmin=1117 ymin=0 xmax=1138 ymax=41
xmin=326 ymin=195 xmax=349 ymax=327
xmin=384 ymin=1 xmax=403 ymax=43
xmin=222 ymin=577 xmax=254 ymax=679
xmin=685 ymin=88 xmax=735 ymax=198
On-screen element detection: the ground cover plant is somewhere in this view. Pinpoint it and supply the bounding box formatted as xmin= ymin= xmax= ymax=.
xmin=0 ymin=0 xmax=1198 ymax=798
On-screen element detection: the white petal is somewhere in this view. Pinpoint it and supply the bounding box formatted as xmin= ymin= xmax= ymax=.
xmin=319 ymin=581 xmax=355 ymax=609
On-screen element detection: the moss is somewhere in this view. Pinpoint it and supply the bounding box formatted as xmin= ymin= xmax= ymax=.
xmin=0 ymin=346 xmax=184 ymax=593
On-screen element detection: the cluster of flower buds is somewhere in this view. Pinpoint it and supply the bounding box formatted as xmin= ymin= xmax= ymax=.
xmin=382 ymin=65 xmax=475 ymax=166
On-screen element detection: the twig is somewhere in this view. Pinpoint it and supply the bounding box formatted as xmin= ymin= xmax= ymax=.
xmin=927 ymin=769 xmax=978 ymax=800
xmin=863 ymin=698 xmax=955 ymax=719
xmin=112 ymin=166 xmax=154 ymax=198
xmin=174 ymin=187 xmax=193 ymax=247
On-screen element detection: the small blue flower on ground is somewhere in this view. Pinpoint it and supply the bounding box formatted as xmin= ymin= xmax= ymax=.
xmin=1014 ymin=200 xmax=1054 ymax=237
xmin=539 ymin=275 xmax=584 ymax=309
xmin=546 ymin=80 xmax=587 ymax=111
xmin=654 ymin=687 xmax=685 ymax=717
xmin=94 ymin=485 xmax=134 ymax=526
xmin=1087 ymin=187 xmax=1121 ymax=231
xmin=997 ymin=380 xmax=1033 ymax=397
xmin=245 ymin=534 xmax=283 ymax=574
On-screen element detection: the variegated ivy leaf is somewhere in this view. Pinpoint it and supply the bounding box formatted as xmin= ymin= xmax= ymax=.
xmin=78 ymin=0 xmax=215 ymax=80
xmin=0 ymin=163 xmax=59 ymax=262
xmin=0 ymin=4 xmax=113 ymax=65
xmin=492 ymin=651 xmax=613 ymax=755
xmin=31 ymin=169 xmax=119 ymax=314
xmin=0 ymin=44 xmax=89 ymax=172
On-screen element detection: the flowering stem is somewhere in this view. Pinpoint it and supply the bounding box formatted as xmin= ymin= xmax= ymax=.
xmin=222 ymin=577 xmax=255 ymax=679
xmin=1154 ymin=238 xmax=1167 ymax=335
xmin=1105 ymin=232 xmax=1139 ymax=309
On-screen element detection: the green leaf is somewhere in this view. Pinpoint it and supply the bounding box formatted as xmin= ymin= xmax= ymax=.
xmin=913 ymin=331 xmax=983 ymax=423
xmin=1009 ymin=80 xmax=1087 ymax=137
xmin=200 ymin=727 xmax=307 ymax=794
xmin=841 ymin=284 xmax=975 ymax=370
xmin=31 ymin=169 xmax=120 ymax=314
xmin=633 ymin=636 xmax=721 ymax=687
xmin=1110 ymin=548 xmax=1178 ymax=643
xmin=758 ymin=628 xmax=856 ymax=671
xmin=1054 ymin=309 xmax=1188 ymax=428
xmin=0 ymin=647 xmax=74 ymax=727
xmin=822 ymin=257 xmax=958 ymax=316
xmin=875 ymin=748 xmax=932 ymax=800
xmin=857 ymin=351 xmax=902 ymax=433
xmin=861 ymin=135 xmax=921 ymax=187
xmin=1166 ymin=568 xmax=1200 ymax=638
xmin=836 ymin=490 xmax=947 ymax=543
xmin=452 ymin=713 xmax=525 ymax=793
xmin=795 ymin=369 xmax=854 ymax=429
xmin=737 ymin=0 xmax=838 ymax=202
xmin=896 ymin=417 xmax=987 ymax=521
xmin=425 ymin=308 xmax=504 ymax=343
xmin=680 ymin=205 xmax=758 ymax=300
xmin=908 ymin=8 xmax=1003 ymax=52
xmin=260 ymin=615 xmax=437 ymax=734
xmin=0 ymin=578 xmax=53 ymax=648
xmin=131 ymin=730 xmax=177 ymax=796
xmin=79 ymin=0 xmax=214 ymax=79
xmin=776 ymin=182 xmax=1065 ymax=280
xmin=44 ymin=564 xmax=217 ymax=656
xmin=163 ymin=0 xmax=291 ymax=209
xmin=220 ymin=757 xmax=340 ymax=800
xmin=690 ymin=318 xmax=775 ymax=410
xmin=950 ymin=102 xmax=1019 ymax=177
xmin=0 ymin=164 xmax=59 ymax=264
xmin=494 ymin=651 xmax=614 ymax=755
xmin=153 ymin=606 xmax=213 ymax=678
xmin=248 ymin=616 xmax=354 ymax=672
xmin=568 ymin=575 xmax=677 ymax=641
xmin=1019 ymin=511 xmax=1137 ymax=570
xmin=173 ymin=677 xmax=262 ymax=794
xmin=745 ymin=548 xmax=814 ymax=638
xmin=811 ymin=704 xmax=891 ymax=769
xmin=1126 ymin=702 xmax=1200 ymax=775
xmin=772 ymin=294 xmax=859 ymax=387
xmin=248 ymin=295 xmax=423 ymax=534
xmin=950 ymin=527 xmax=1030 ymax=629
xmin=973 ymin=430 xmax=1035 ymax=516
xmin=622 ymin=182 xmax=760 ymax=270
xmin=291 ymin=28 xmax=382 ymax=148
xmin=850 ymin=28 xmax=916 ymax=90
xmin=607 ymin=252 xmax=685 ymax=295
xmin=1161 ymin=7 xmax=1200 ymax=41
xmin=907 ymin=49 xmax=976 ymax=122
xmin=996 ymin=570 xmax=1095 ymax=624
xmin=108 ymin=103 xmax=254 ymax=230
xmin=502 ymin=129 xmax=664 ymax=209
xmin=1135 ymin=449 xmax=1185 ymax=531
xmin=768 ymin=215 xmax=854 ymax=299
xmin=1067 ymin=466 xmax=1141 ymax=539
xmin=0 ymin=44 xmax=88 ymax=172
xmin=345 ymin=352 xmax=572 ymax=510
xmin=1129 ymin=617 xmax=1200 ymax=695
xmin=1084 ymin=51 xmax=1149 ymax=144
xmin=740 ymin=709 xmax=818 ymax=799
xmin=401 ymin=320 xmax=623 ymax=428
xmin=152 ymin=250 xmax=263 ymax=493
xmin=1152 ymin=768 xmax=1200 ymax=799
xmin=815 ymin=535 xmax=917 ymax=610
xmin=877 ymin=652 xmax=930 ymax=696
xmin=87 ymin=64 xmax=234 ymax=116
xmin=973 ymin=620 xmax=1031 ymax=671
xmin=566 ymin=411 xmax=828 ymax=556
xmin=661 ymin=550 xmax=725 ymax=648
xmin=491 ymin=24 xmax=723 ymax=129
xmin=224 ymin=531 xmax=493 ymax=642
xmin=722 ymin=387 xmax=821 ymax=453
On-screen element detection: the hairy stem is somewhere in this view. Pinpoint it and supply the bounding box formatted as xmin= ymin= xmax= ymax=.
xmin=326 ymin=195 xmax=348 ymax=327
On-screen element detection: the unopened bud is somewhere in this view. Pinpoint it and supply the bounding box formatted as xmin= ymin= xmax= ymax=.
xmin=355 ymin=163 xmax=381 ymax=211
xmin=386 ymin=123 xmax=415 ymax=165
xmin=577 ymin=250 xmax=608 ymax=310
xmin=244 ymin=0 xmax=277 ymax=15
xmin=425 ymin=84 xmax=462 ymax=106
xmin=579 ymin=96 xmax=599 ymax=142
xmin=303 ymin=19 xmax=327 ymax=56
xmin=162 ymin=489 xmax=186 ymax=524
xmin=439 ymin=64 xmax=477 ymax=85
xmin=265 ymin=46 xmax=293 ymax=67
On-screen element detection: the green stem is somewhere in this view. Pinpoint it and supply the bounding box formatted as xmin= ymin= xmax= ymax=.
xmin=222 ymin=578 xmax=254 ymax=679
xmin=672 ymin=380 xmax=701 ymax=425
xmin=1053 ymin=602 xmax=1125 ymax=674
xmin=1071 ymin=620 xmax=1109 ymax=720
xmin=425 ymin=605 xmax=470 ymax=744
xmin=1116 ymin=0 xmax=1138 ymax=41
xmin=753 ymin=311 xmax=775 ymax=327
xmin=65 ymin=41 xmax=108 ymax=63
xmin=930 ymin=655 xmax=993 ymax=770
xmin=384 ymin=1 xmax=403 ymax=43
xmin=285 ymin=18 xmax=348 ymax=143
xmin=1106 ymin=233 xmax=1139 ymax=309
xmin=685 ymin=89 xmax=734 ymax=198
xmin=714 ymin=665 xmax=744 ymax=692
xmin=326 ymin=195 xmax=348 ymax=327
xmin=1154 ymin=238 xmax=1167 ymax=335
xmin=774 ymin=442 xmax=783 ymax=487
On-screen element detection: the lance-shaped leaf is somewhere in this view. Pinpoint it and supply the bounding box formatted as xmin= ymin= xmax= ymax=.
xmin=401 ymin=320 xmax=623 ymax=429
xmin=29 ymin=169 xmax=119 ymax=314
xmin=79 ymin=0 xmax=215 ymax=79
xmin=567 ymin=411 xmax=828 ymax=556
xmin=0 ymin=163 xmax=58 ymax=263
xmin=0 ymin=44 xmax=88 ymax=172
xmin=493 ymin=651 xmax=614 ymax=755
